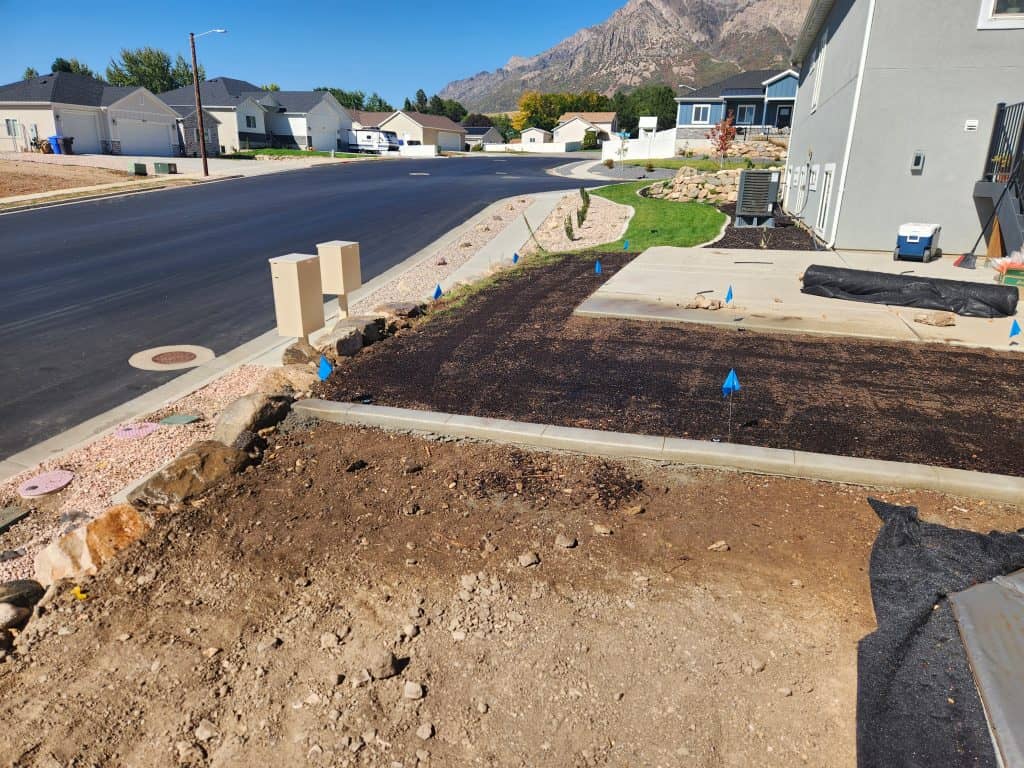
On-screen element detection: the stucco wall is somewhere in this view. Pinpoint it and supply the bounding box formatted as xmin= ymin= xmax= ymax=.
xmin=785 ymin=0 xmax=869 ymax=240
xmin=381 ymin=112 xmax=425 ymax=144
xmin=206 ymin=108 xmax=239 ymax=153
xmin=0 ymin=106 xmax=55 ymax=151
xmin=836 ymin=0 xmax=1024 ymax=251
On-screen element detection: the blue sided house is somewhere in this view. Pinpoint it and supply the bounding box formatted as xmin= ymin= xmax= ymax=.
xmin=675 ymin=69 xmax=798 ymax=139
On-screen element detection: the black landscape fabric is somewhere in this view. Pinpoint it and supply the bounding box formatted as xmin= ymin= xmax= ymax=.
xmin=857 ymin=499 xmax=1024 ymax=768
xmin=801 ymin=265 xmax=1019 ymax=318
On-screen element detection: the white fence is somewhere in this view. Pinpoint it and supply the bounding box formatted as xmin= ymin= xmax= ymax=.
xmin=485 ymin=141 xmax=582 ymax=154
xmin=399 ymin=144 xmax=439 ymax=158
xmin=601 ymin=128 xmax=677 ymax=161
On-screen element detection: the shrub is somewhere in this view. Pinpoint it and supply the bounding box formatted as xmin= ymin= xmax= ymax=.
xmin=577 ymin=187 xmax=590 ymax=227
xmin=581 ymin=130 xmax=599 ymax=150
xmin=564 ymin=214 xmax=575 ymax=241
xmin=603 ymin=158 xmax=614 ymax=169
xmin=645 ymin=161 xmax=655 ymax=173
xmin=470 ymin=143 xmax=485 ymax=152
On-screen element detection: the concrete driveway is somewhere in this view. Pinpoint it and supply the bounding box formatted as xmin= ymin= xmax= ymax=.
xmin=576 ymin=246 xmax=1021 ymax=350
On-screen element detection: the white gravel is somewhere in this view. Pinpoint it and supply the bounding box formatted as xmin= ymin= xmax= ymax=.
xmin=521 ymin=191 xmax=632 ymax=255
xmin=351 ymin=197 xmax=533 ymax=313
xmin=0 ymin=365 xmax=268 ymax=582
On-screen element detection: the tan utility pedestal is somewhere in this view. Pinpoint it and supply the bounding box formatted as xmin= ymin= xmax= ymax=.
xmin=268 ymin=253 xmax=325 ymax=339
xmin=316 ymin=240 xmax=362 ymax=318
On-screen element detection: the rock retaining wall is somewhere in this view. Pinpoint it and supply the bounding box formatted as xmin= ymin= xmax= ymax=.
xmin=644 ymin=165 xmax=785 ymax=204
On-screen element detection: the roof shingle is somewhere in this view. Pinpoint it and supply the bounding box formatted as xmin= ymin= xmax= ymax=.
xmin=678 ymin=69 xmax=788 ymax=100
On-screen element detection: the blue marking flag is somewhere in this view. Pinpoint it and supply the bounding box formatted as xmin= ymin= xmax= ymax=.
xmin=512 ymin=252 xmax=519 ymax=264
xmin=317 ymin=355 xmax=333 ymax=381
xmin=1011 ymin=319 xmax=1021 ymax=338
xmin=433 ymin=283 xmax=443 ymax=300
xmin=725 ymin=285 xmax=734 ymax=304
xmin=623 ymin=240 xmax=630 ymax=250
xmin=722 ymin=368 xmax=741 ymax=398
xmin=595 ymin=259 xmax=602 ymax=275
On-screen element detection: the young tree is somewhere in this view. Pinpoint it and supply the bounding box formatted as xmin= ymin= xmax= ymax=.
xmin=442 ymin=99 xmax=467 ymax=123
xmin=51 ymin=57 xmax=96 ymax=77
xmin=260 ymin=83 xmax=281 ymax=92
xmin=170 ymin=54 xmax=204 ymax=89
xmin=489 ymin=113 xmax=515 ymax=141
xmin=23 ymin=67 xmax=38 ymax=80
xmin=708 ymin=111 xmax=737 ymax=167
xmin=427 ymin=94 xmax=445 ymax=115
xmin=106 ymin=47 xmax=181 ymax=93
xmin=414 ymin=89 xmax=429 ymax=112
xmin=402 ymin=97 xmax=414 ymax=112
xmin=364 ymin=92 xmax=394 ymax=112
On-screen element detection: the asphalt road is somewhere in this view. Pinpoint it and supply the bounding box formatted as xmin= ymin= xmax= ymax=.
xmin=0 ymin=156 xmax=597 ymax=460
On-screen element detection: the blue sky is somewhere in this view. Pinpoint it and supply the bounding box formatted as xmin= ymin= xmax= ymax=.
xmin=3 ymin=0 xmax=624 ymax=105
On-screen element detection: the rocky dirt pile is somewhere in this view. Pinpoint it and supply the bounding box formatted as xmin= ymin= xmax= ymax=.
xmin=644 ymin=165 xmax=784 ymax=204
xmin=2 ymin=422 xmax=1019 ymax=767
xmin=726 ymin=140 xmax=788 ymax=162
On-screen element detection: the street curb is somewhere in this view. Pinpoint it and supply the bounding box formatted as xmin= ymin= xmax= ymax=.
xmin=291 ymin=400 xmax=1024 ymax=504
xmin=0 ymin=189 xmax=575 ymax=485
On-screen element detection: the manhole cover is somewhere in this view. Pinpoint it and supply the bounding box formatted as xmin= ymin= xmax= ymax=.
xmin=128 ymin=345 xmax=215 ymax=371
xmin=152 ymin=350 xmax=197 ymax=364
xmin=18 ymin=469 xmax=74 ymax=499
xmin=115 ymin=422 xmax=160 ymax=439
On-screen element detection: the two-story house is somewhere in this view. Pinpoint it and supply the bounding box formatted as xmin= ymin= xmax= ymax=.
xmin=675 ymin=69 xmax=798 ymax=139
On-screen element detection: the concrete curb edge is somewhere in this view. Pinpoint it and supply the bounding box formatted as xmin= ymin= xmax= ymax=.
xmin=291 ymin=400 xmax=1024 ymax=505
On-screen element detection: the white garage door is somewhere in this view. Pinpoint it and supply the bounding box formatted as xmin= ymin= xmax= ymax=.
xmin=118 ymin=119 xmax=173 ymax=156
xmin=59 ymin=109 xmax=101 ymax=153
xmin=437 ymin=131 xmax=462 ymax=151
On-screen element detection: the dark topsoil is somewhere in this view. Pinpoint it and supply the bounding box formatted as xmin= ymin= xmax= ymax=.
xmin=711 ymin=203 xmax=819 ymax=250
xmin=324 ymin=252 xmax=1024 ymax=476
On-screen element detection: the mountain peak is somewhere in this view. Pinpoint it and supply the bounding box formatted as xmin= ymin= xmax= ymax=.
xmin=440 ymin=0 xmax=810 ymax=112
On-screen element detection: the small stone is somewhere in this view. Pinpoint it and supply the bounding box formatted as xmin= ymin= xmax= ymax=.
xmin=404 ymin=681 xmax=425 ymax=699
xmin=416 ymin=749 xmax=430 ymax=761
xmin=707 ymin=540 xmax=730 ymax=552
xmin=451 ymin=630 xmax=467 ymax=642
xmin=791 ymin=579 xmax=803 ymax=588
xmin=593 ymin=524 xmax=612 ymax=536
xmin=257 ymin=635 xmax=282 ymax=653
xmin=748 ymin=657 xmax=766 ymax=674
xmin=202 ymin=647 xmax=221 ymax=659
xmin=351 ymin=668 xmax=372 ymax=688
xmin=554 ymin=534 xmax=577 ymax=549
xmin=778 ymin=687 xmax=793 ymax=697
xmin=320 ymin=632 xmax=340 ymax=650
xmin=402 ymin=623 xmax=419 ymax=639
xmin=518 ymin=551 xmax=540 ymax=568
xmin=623 ymin=504 xmax=645 ymax=516
xmin=416 ymin=722 xmax=434 ymax=740
xmin=346 ymin=460 xmax=368 ymax=473
xmin=194 ymin=719 xmax=218 ymax=741
xmin=476 ymin=701 xmax=489 ymax=714
xmin=614 ymin=691 xmax=624 ymax=701
xmin=176 ymin=741 xmax=204 ymax=765
xmin=459 ymin=573 xmax=478 ymax=590
xmin=367 ymin=646 xmax=399 ymax=679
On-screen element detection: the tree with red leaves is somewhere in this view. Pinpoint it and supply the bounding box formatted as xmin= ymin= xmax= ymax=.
xmin=707 ymin=111 xmax=737 ymax=167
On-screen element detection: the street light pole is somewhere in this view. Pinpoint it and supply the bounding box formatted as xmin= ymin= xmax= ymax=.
xmin=189 ymin=28 xmax=226 ymax=178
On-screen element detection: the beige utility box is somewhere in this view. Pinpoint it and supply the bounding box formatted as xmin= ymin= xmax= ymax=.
xmin=317 ymin=240 xmax=362 ymax=295
xmin=268 ymin=253 xmax=325 ymax=339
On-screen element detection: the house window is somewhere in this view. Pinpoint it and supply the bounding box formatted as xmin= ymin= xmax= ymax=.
xmin=4 ymin=118 xmax=17 ymax=137
xmin=692 ymin=104 xmax=711 ymax=124
xmin=815 ymin=164 xmax=836 ymax=234
xmin=810 ymin=31 xmax=828 ymax=112
xmin=978 ymin=0 xmax=1024 ymax=27
xmin=808 ymin=165 xmax=820 ymax=192
xmin=245 ymin=115 xmax=256 ymax=129
xmin=736 ymin=105 xmax=755 ymax=125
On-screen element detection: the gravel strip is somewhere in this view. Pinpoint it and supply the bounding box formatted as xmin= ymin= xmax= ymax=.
xmin=350 ymin=196 xmax=533 ymax=313
xmin=0 ymin=365 xmax=268 ymax=582
xmin=521 ymin=192 xmax=631 ymax=255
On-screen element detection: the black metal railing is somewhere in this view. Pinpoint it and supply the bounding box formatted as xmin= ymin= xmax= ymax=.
xmin=983 ymin=101 xmax=1024 ymax=188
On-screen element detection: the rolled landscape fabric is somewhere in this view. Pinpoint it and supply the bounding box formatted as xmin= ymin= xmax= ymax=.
xmin=801 ymin=265 xmax=1019 ymax=318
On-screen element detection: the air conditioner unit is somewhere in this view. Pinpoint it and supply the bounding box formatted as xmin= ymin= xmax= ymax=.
xmin=736 ymin=169 xmax=781 ymax=227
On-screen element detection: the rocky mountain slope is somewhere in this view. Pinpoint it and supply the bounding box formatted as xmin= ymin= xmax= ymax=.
xmin=440 ymin=0 xmax=811 ymax=112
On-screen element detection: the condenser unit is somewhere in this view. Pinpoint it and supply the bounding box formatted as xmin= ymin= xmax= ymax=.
xmin=735 ymin=169 xmax=781 ymax=227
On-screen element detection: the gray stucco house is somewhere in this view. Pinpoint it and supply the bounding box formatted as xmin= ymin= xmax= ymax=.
xmin=784 ymin=0 xmax=1024 ymax=253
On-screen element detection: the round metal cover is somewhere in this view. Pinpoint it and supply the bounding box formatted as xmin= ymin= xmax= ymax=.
xmin=18 ymin=469 xmax=74 ymax=498
xmin=129 ymin=345 xmax=215 ymax=371
xmin=115 ymin=422 xmax=160 ymax=439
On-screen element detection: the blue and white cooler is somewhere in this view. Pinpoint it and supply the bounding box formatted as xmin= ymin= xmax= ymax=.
xmin=895 ymin=223 xmax=942 ymax=262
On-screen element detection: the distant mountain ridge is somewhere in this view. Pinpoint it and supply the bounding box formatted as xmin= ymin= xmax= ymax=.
xmin=439 ymin=0 xmax=811 ymax=113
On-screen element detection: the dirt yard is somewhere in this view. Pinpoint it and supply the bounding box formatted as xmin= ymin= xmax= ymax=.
xmin=3 ymin=423 xmax=1019 ymax=767
xmin=0 ymin=159 xmax=139 ymax=197
xmin=324 ymin=252 xmax=1024 ymax=476
xmin=711 ymin=204 xmax=818 ymax=251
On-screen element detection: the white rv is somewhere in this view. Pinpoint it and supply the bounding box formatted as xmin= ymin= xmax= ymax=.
xmin=347 ymin=128 xmax=399 ymax=154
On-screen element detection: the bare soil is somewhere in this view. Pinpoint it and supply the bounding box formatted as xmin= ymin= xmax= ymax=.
xmin=3 ymin=423 xmax=1019 ymax=767
xmin=0 ymin=159 xmax=138 ymax=197
xmin=711 ymin=204 xmax=818 ymax=250
xmin=325 ymin=252 xmax=1024 ymax=476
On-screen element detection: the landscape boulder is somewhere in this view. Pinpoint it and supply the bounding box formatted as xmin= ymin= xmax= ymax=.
xmin=212 ymin=393 xmax=291 ymax=448
xmin=0 ymin=579 xmax=45 ymax=608
xmin=33 ymin=504 xmax=153 ymax=587
xmin=256 ymin=364 xmax=319 ymax=398
xmin=332 ymin=315 xmax=387 ymax=344
xmin=317 ymin=326 xmax=362 ymax=363
xmin=282 ymin=338 xmax=318 ymax=366
xmin=373 ymin=301 xmax=424 ymax=319
xmin=128 ymin=441 xmax=250 ymax=508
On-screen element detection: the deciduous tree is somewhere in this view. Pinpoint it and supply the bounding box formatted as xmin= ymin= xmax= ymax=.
xmin=106 ymin=47 xmax=198 ymax=92
xmin=23 ymin=67 xmax=39 ymax=80
xmin=51 ymin=57 xmax=96 ymax=77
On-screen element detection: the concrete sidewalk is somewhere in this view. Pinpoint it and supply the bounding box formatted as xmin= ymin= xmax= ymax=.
xmin=576 ymin=246 xmax=1022 ymax=350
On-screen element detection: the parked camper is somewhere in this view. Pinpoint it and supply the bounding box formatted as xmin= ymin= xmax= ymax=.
xmin=347 ymin=128 xmax=399 ymax=154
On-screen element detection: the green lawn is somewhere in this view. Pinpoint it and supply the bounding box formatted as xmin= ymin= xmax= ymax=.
xmin=625 ymin=157 xmax=777 ymax=171
xmin=224 ymin=148 xmax=367 ymax=159
xmin=590 ymin=182 xmax=726 ymax=252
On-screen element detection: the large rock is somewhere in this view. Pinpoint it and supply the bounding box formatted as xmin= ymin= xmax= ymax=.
xmin=373 ymin=301 xmax=424 ymax=319
xmin=0 ymin=579 xmax=45 ymax=608
xmin=317 ymin=326 xmax=362 ymax=363
xmin=33 ymin=505 xmax=153 ymax=587
xmin=332 ymin=315 xmax=387 ymax=345
xmin=212 ymin=393 xmax=291 ymax=447
xmin=128 ymin=441 xmax=250 ymax=507
xmin=256 ymin=364 xmax=319 ymax=398
xmin=0 ymin=603 xmax=30 ymax=630
xmin=282 ymin=339 xmax=318 ymax=366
